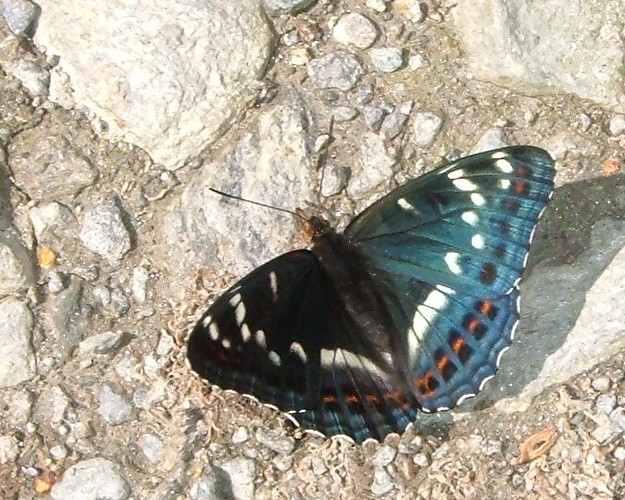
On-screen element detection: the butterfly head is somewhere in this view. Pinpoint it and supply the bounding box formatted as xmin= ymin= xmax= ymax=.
xmin=295 ymin=209 xmax=332 ymax=240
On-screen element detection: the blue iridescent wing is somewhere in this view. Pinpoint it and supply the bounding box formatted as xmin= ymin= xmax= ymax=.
xmin=345 ymin=146 xmax=555 ymax=411
xmin=188 ymin=250 xmax=419 ymax=443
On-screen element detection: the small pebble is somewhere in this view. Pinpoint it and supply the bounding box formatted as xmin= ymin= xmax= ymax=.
xmin=0 ymin=435 xmax=19 ymax=464
xmin=79 ymin=197 xmax=133 ymax=263
xmin=353 ymin=83 xmax=374 ymax=105
xmin=255 ymin=427 xmax=295 ymax=454
xmin=132 ymin=266 xmax=150 ymax=303
xmin=369 ymin=47 xmax=404 ymax=73
xmin=609 ymin=407 xmax=625 ymax=431
xmin=138 ymin=433 xmax=163 ymax=464
xmin=320 ymin=163 xmax=350 ymax=197
xmin=379 ymin=106 xmax=411 ymax=140
xmin=608 ymin=114 xmax=625 ymax=136
xmin=595 ymin=393 xmax=617 ymax=415
xmin=331 ymin=106 xmax=359 ymax=123
xmin=221 ymin=457 xmax=256 ymax=500
xmin=47 ymin=271 xmax=67 ymax=294
xmin=333 ymin=13 xmax=378 ymax=49
xmin=370 ymin=467 xmax=395 ymax=496
xmin=272 ymin=454 xmax=293 ymax=472
xmin=413 ymin=111 xmax=443 ymax=147
xmin=99 ymin=384 xmax=133 ymax=426
xmin=311 ymin=456 xmax=328 ymax=475
xmin=49 ymin=444 xmax=68 ymax=460
xmin=370 ymin=445 xmax=397 ymax=467
xmin=395 ymin=0 xmax=425 ymax=23
xmin=289 ymin=47 xmax=310 ymax=66
xmin=472 ymin=127 xmax=506 ymax=153
xmin=262 ymin=0 xmax=316 ymax=16
xmin=50 ymin=458 xmax=130 ymax=500
xmin=232 ymin=427 xmax=250 ymax=444
xmin=398 ymin=435 xmax=423 ymax=454
xmin=578 ymin=113 xmax=592 ymax=131
xmin=1 ymin=0 xmax=40 ymax=36
xmin=408 ymin=54 xmax=425 ymax=70
xmin=484 ymin=439 xmax=502 ymax=456
xmin=308 ymin=51 xmax=365 ymax=91
xmin=366 ymin=0 xmax=386 ymax=12
xmin=591 ymin=376 xmax=611 ymax=392
xmin=413 ymin=452 xmax=430 ymax=467
xmin=363 ymin=106 xmax=386 ymax=132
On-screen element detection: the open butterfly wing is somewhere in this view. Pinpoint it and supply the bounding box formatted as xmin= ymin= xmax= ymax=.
xmin=188 ymin=250 xmax=418 ymax=442
xmin=347 ymin=146 xmax=555 ymax=296
xmin=345 ymin=146 xmax=555 ymax=411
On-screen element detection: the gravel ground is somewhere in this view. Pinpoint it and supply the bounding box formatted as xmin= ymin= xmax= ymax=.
xmin=1 ymin=0 xmax=624 ymax=498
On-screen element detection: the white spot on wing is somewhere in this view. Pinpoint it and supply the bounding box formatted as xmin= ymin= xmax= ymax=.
xmin=436 ymin=284 xmax=456 ymax=295
xmin=229 ymin=293 xmax=242 ymax=307
xmin=471 ymin=234 xmax=486 ymax=249
xmin=452 ymin=179 xmax=478 ymax=192
xmin=461 ymin=211 xmax=479 ymax=226
xmin=255 ymin=330 xmax=266 ymax=349
xmin=221 ymin=338 xmax=231 ymax=349
xmin=444 ymin=252 xmax=462 ymax=274
xmin=397 ymin=198 xmax=421 ymax=215
xmin=209 ymin=323 xmax=219 ymax=341
xmin=491 ymin=151 xmax=508 ymax=160
xmin=290 ymin=342 xmax=307 ymax=363
xmin=447 ymin=169 xmax=465 ymax=179
xmin=235 ymin=301 xmax=246 ymax=326
xmin=201 ymin=314 xmax=212 ymax=328
xmin=499 ymin=179 xmax=511 ymax=189
xmin=269 ymin=350 xmax=281 ymax=366
xmin=470 ymin=193 xmax=486 ymax=206
xmin=495 ymin=158 xmax=513 ymax=173
xmin=320 ymin=348 xmax=387 ymax=378
xmin=241 ymin=323 xmax=251 ymax=342
xmin=269 ymin=271 xmax=278 ymax=302
xmin=409 ymin=288 xmax=449 ymax=365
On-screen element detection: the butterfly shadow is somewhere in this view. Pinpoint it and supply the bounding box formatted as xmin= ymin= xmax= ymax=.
xmin=454 ymin=171 xmax=625 ymax=415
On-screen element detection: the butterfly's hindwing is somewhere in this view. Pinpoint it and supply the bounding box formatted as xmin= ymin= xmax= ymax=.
xmin=188 ymin=249 xmax=419 ymax=442
xmin=187 ymin=146 xmax=556 ymax=443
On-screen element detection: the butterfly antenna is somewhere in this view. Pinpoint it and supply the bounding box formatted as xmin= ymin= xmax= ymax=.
xmin=209 ymin=188 xmax=306 ymax=221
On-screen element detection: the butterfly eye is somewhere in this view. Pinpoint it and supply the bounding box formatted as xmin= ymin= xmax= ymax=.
xmin=188 ymin=146 xmax=555 ymax=443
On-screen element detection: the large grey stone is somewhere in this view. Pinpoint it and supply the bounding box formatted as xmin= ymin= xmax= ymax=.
xmin=79 ymin=197 xmax=133 ymax=262
xmin=33 ymin=0 xmax=275 ymax=169
xmin=0 ymin=230 xmax=35 ymax=296
xmin=161 ymin=92 xmax=315 ymax=283
xmin=8 ymin=126 xmax=98 ymax=200
xmin=50 ymin=458 xmax=130 ymax=500
xmin=0 ymin=298 xmax=35 ymax=387
xmin=454 ymin=0 xmax=625 ymax=111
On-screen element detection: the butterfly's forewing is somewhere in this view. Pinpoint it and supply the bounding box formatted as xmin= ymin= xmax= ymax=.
xmin=347 ymin=146 xmax=555 ymax=296
xmin=188 ymin=250 xmax=419 ymax=442
xmin=345 ymin=146 xmax=555 ymax=411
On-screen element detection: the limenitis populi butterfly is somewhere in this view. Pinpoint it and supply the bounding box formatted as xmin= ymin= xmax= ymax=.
xmin=187 ymin=146 xmax=555 ymax=443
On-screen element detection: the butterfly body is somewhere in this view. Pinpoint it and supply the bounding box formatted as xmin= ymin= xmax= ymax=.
xmin=187 ymin=146 xmax=555 ymax=443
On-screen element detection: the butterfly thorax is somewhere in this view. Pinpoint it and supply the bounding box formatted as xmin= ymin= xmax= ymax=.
xmin=311 ymin=229 xmax=398 ymax=366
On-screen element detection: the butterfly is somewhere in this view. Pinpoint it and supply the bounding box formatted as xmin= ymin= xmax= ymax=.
xmin=187 ymin=146 xmax=555 ymax=444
